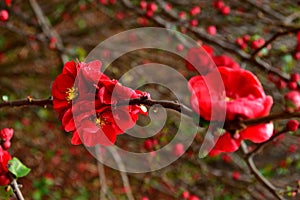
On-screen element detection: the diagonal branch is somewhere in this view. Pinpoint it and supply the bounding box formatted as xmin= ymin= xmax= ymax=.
xmin=241 ymin=142 xmax=286 ymax=200
xmin=28 ymin=0 xmax=68 ymax=63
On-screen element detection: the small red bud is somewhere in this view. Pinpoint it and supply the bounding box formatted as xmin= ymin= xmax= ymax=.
xmin=221 ymin=6 xmax=230 ymax=15
xmin=190 ymin=6 xmax=201 ymax=16
xmin=2 ymin=141 xmax=11 ymax=150
xmin=206 ymin=26 xmax=217 ymax=36
xmin=286 ymin=120 xmax=299 ymax=132
xmin=0 ymin=10 xmax=9 ymax=22
xmin=182 ymin=191 xmax=190 ymax=199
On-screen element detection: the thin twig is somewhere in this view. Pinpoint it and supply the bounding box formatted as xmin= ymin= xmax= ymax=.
xmin=120 ymin=0 xmax=290 ymax=81
xmin=10 ymin=179 xmax=24 ymax=200
xmin=252 ymin=28 xmax=300 ymax=58
xmin=0 ymin=97 xmax=52 ymax=109
xmin=245 ymin=0 xmax=285 ymax=21
xmin=96 ymin=147 xmax=109 ymax=200
xmin=247 ymin=128 xmax=288 ymax=157
xmin=28 ymin=0 xmax=68 ymax=63
xmin=241 ymin=142 xmax=286 ymax=200
xmin=108 ymin=147 xmax=135 ymax=200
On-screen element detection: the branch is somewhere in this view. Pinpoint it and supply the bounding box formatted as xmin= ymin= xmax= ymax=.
xmin=1 ymin=96 xmax=299 ymax=131
xmin=251 ymin=27 xmax=300 ymax=58
xmin=120 ymin=0 xmax=290 ymax=81
xmin=241 ymin=142 xmax=286 ymax=200
xmin=28 ymin=0 xmax=68 ymax=63
xmin=0 ymin=97 xmax=52 ymax=109
xmin=245 ymin=0 xmax=285 ymax=21
xmin=247 ymin=128 xmax=287 ymax=157
xmin=224 ymin=110 xmax=300 ymax=131
xmin=10 ymin=179 xmax=24 ymax=200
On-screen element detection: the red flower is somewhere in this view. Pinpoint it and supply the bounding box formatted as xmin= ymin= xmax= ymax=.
xmin=53 ymin=60 xmax=149 ymax=146
xmin=210 ymin=123 xmax=273 ymax=155
xmin=0 ymin=128 xmax=13 ymax=142
xmin=189 ymin=67 xmax=273 ymax=154
xmin=212 ymin=55 xmax=240 ymax=69
xmin=189 ymin=67 xmax=272 ymax=121
xmin=70 ymin=101 xmax=142 ymax=146
xmin=52 ymin=61 xmax=80 ymax=119
xmin=0 ymin=148 xmax=10 ymax=174
xmin=0 ymin=147 xmax=11 ymax=186
xmin=186 ymin=45 xmax=215 ymax=74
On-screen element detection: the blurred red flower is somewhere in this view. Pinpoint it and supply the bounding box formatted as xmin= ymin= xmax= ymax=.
xmin=212 ymin=55 xmax=240 ymax=69
xmin=186 ymin=45 xmax=215 ymax=74
xmin=0 ymin=128 xmax=13 ymax=142
xmin=0 ymin=147 xmax=11 ymax=186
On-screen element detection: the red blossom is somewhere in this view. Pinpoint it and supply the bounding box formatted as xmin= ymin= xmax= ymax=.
xmin=189 ymin=67 xmax=273 ymax=154
xmin=52 ymin=60 xmax=149 ymax=146
xmin=0 ymin=128 xmax=13 ymax=142
xmin=0 ymin=147 xmax=11 ymax=186
xmin=52 ymin=61 xmax=80 ymax=119
xmin=189 ymin=67 xmax=272 ymax=121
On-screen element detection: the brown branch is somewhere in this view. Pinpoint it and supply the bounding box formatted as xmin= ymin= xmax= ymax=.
xmin=245 ymin=0 xmax=285 ymax=21
xmin=247 ymin=128 xmax=287 ymax=157
xmin=0 ymin=97 xmax=53 ymax=109
xmin=252 ymin=28 xmax=300 ymax=58
xmin=241 ymin=142 xmax=286 ymax=200
xmin=121 ymin=0 xmax=290 ymax=81
xmin=28 ymin=0 xmax=68 ymax=63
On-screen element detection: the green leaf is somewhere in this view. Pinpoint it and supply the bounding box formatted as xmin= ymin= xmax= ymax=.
xmin=8 ymin=157 xmax=31 ymax=178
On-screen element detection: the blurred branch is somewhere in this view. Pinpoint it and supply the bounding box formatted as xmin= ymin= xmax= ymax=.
xmin=96 ymin=148 xmax=116 ymax=200
xmin=10 ymin=179 xmax=24 ymax=200
xmin=245 ymin=0 xmax=285 ymax=21
xmin=121 ymin=0 xmax=290 ymax=81
xmin=241 ymin=142 xmax=286 ymax=200
xmin=247 ymin=128 xmax=287 ymax=157
xmin=251 ymin=27 xmax=300 ymax=58
xmin=28 ymin=0 xmax=68 ymax=63
xmin=108 ymin=147 xmax=135 ymax=200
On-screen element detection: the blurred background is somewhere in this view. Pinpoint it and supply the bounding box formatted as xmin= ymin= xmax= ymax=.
xmin=0 ymin=0 xmax=300 ymax=199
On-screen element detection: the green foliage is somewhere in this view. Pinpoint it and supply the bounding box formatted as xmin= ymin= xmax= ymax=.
xmin=8 ymin=157 xmax=31 ymax=178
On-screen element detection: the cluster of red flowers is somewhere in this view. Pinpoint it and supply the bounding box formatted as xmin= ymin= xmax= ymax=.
xmin=0 ymin=128 xmax=13 ymax=186
xmin=187 ymin=50 xmax=274 ymax=154
xmin=52 ymin=60 xmax=149 ymax=146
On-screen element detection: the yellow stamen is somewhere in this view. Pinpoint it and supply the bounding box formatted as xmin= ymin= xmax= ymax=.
xmin=225 ymin=96 xmax=233 ymax=102
xmin=95 ymin=117 xmax=106 ymax=127
xmin=66 ymin=86 xmax=78 ymax=102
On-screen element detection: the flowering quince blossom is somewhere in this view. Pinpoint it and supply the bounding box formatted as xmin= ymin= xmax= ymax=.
xmin=0 ymin=128 xmax=13 ymax=150
xmin=188 ymin=67 xmax=274 ymax=155
xmin=0 ymin=147 xmax=11 ymax=186
xmin=52 ymin=60 xmax=149 ymax=146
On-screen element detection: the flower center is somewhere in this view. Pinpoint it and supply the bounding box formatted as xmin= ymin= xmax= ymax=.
xmin=66 ymin=86 xmax=78 ymax=102
xmin=225 ymin=96 xmax=233 ymax=102
xmin=95 ymin=117 xmax=106 ymax=127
